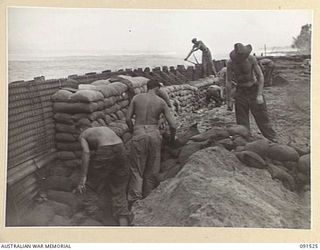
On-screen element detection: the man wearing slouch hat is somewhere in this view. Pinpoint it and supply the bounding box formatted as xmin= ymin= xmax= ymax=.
xmin=226 ymin=43 xmax=276 ymax=142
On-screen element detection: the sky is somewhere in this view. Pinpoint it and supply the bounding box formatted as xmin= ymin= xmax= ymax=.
xmin=8 ymin=8 xmax=312 ymax=60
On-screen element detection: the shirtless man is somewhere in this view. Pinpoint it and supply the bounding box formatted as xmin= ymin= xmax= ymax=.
xmin=226 ymin=43 xmax=276 ymax=141
xmin=184 ymin=38 xmax=217 ymax=77
xmin=258 ymin=58 xmax=275 ymax=86
xmin=74 ymin=125 xmax=130 ymax=226
xmin=126 ymin=79 xmax=177 ymax=204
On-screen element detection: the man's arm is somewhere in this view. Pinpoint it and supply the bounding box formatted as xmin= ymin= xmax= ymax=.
xmin=163 ymin=103 xmax=177 ymax=144
xmin=185 ymin=44 xmax=199 ymax=60
xmin=126 ymin=96 xmax=135 ymax=133
xmin=76 ymin=136 xmax=90 ymax=194
xmin=251 ymin=56 xmax=264 ymax=103
xmin=226 ymin=60 xmax=236 ymax=109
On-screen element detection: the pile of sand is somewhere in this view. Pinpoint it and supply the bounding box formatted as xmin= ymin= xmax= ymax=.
xmin=132 ymin=146 xmax=310 ymax=228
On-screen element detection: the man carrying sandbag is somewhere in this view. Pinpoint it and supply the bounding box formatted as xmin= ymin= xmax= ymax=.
xmin=226 ymin=43 xmax=276 ymax=141
xmin=74 ymin=125 xmax=131 ymax=226
xmin=126 ymin=79 xmax=177 ymax=207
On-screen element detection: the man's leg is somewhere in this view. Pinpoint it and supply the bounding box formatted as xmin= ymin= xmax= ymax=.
xmin=109 ymin=144 xmax=131 ymax=225
xmin=143 ymin=130 xmax=162 ymax=198
xmin=234 ymin=91 xmax=251 ymax=130
xmin=127 ymin=135 xmax=148 ymax=204
xmin=250 ymin=95 xmax=276 ymax=141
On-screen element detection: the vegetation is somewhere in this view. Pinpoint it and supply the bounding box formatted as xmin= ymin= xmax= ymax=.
xmin=292 ymin=24 xmax=312 ymax=54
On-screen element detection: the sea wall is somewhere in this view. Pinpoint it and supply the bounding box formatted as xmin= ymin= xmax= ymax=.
xmin=7 ymin=60 xmax=226 ymax=224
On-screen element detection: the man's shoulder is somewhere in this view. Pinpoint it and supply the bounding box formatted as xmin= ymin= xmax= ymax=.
xmin=248 ymin=55 xmax=257 ymax=63
xmin=226 ymin=59 xmax=233 ymax=66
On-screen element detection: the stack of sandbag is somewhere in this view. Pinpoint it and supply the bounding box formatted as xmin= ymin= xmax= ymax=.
xmin=162 ymin=84 xmax=198 ymax=115
xmin=52 ymin=75 xmax=149 ymax=171
xmin=52 ymin=88 xmax=104 ymax=169
xmin=189 ymin=76 xmax=219 ymax=108
xmin=227 ymin=125 xmax=310 ymax=191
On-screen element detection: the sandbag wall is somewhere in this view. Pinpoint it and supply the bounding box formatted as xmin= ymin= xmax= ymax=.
xmin=52 ymin=76 xmax=149 ymax=171
xmin=7 ymin=77 xmax=78 ymax=225
xmin=162 ymin=84 xmax=199 ymax=116
xmin=190 ymin=76 xmax=218 ymax=108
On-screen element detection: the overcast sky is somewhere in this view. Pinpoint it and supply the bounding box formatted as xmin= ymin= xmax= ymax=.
xmin=8 ymin=8 xmax=312 ymax=59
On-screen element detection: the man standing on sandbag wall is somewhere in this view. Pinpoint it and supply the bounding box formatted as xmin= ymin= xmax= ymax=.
xmin=74 ymin=124 xmax=131 ymax=226
xmin=184 ymin=38 xmax=217 ymax=77
xmin=126 ymin=79 xmax=177 ymax=207
xmin=226 ymin=43 xmax=277 ymax=142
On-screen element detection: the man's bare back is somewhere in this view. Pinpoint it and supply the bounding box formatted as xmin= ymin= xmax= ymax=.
xmin=131 ymin=93 xmax=166 ymax=126
xmin=80 ymin=127 xmax=122 ymax=149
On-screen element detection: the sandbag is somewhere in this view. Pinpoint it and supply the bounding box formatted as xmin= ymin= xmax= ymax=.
xmin=118 ymin=99 xmax=130 ymax=108
xmin=92 ymin=121 xmax=101 ymax=127
xmin=72 ymin=113 xmax=91 ymax=121
xmin=98 ymin=118 xmax=106 ymax=126
xmin=296 ymin=172 xmax=309 ymax=186
xmin=57 ymin=151 xmax=77 ymax=160
xmin=52 ymin=90 xmax=73 ymax=102
xmin=116 ymin=110 xmax=125 ymax=120
xmin=104 ymin=104 xmax=121 ymax=115
xmin=55 ymin=133 xmax=77 ymax=142
xmin=104 ymin=114 xmax=112 ymax=124
xmin=298 ymin=154 xmax=310 ymax=176
xmin=74 ymin=151 xmax=82 ymax=158
xmin=233 ymin=135 xmax=247 ymax=147
xmin=217 ymin=138 xmax=234 ymax=151
xmin=267 ymin=164 xmax=296 ymax=191
xmin=235 ymin=146 xmax=245 ymax=152
xmin=47 ymin=190 xmax=83 ymax=212
xmin=91 ymin=79 xmax=112 ymax=86
xmin=244 ymin=139 xmax=270 ymax=158
xmin=283 ymin=161 xmax=298 ymax=171
xmin=267 ymin=144 xmax=299 ymax=162
xmin=60 ymin=159 xmax=82 ymax=168
xmin=104 ymin=97 xmax=117 ymax=108
xmin=235 ymin=151 xmax=266 ymax=169
xmin=50 ymin=166 xmax=71 ymax=177
xmin=190 ymin=127 xmax=229 ymax=142
xmin=178 ymin=141 xmax=208 ymax=164
xmin=76 ymin=118 xmax=91 ymax=127
xmin=55 ymin=123 xmax=77 ymax=134
xmin=227 ymin=125 xmax=250 ymax=138
xmin=53 ymin=102 xmax=99 ymax=114
xmin=90 ymin=111 xmax=105 ymax=121
xmin=175 ymin=123 xmax=200 ymax=147
xmin=54 ymin=113 xmax=74 ymax=125
xmin=118 ymin=75 xmax=148 ymax=88
xmin=78 ymin=84 xmax=99 ymax=90
xmin=56 ymin=142 xmax=82 ymax=151
xmin=70 ymin=90 xmax=103 ymax=103
xmin=42 ymin=176 xmax=74 ymax=192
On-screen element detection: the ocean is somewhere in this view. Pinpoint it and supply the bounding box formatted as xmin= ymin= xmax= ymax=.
xmin=8 ymin=54 xmax=193 ymax=83
xmin=8 ymin=48 xmax=297 ymax=83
